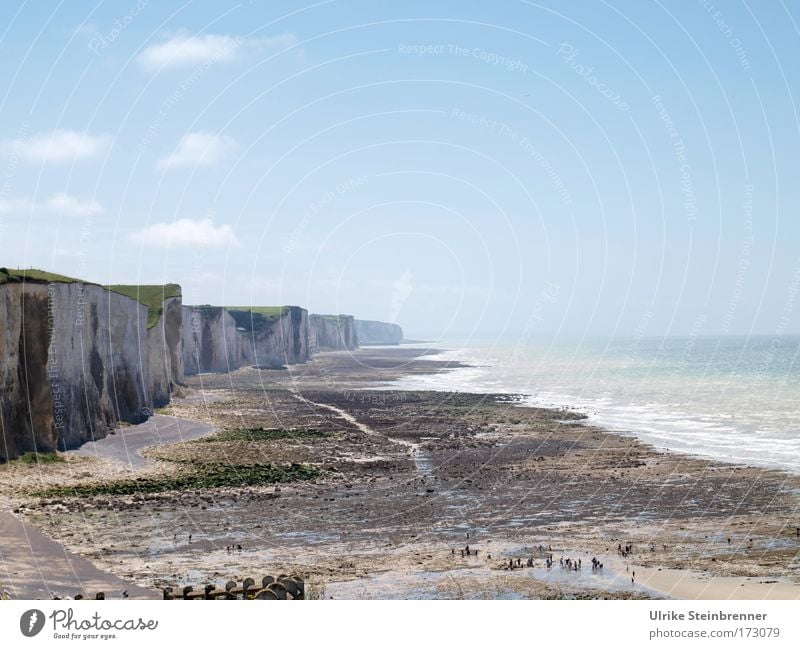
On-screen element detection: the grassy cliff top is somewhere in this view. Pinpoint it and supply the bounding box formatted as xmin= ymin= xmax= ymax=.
xmin=0 ymin=269 xmax=181 ymax=329
xmin=225 ymin=306 xmax=292 ymax=333
xmin=105 ymin=284 xmax=182 ymax=328
xmin=225 ymin=306 xmax=289 ymax=318
xmin=313 ymin=313 xmax=354 ymax=321
xmin=0 ymin=271 xmax=297 ymax=330
xmin=0 ymin=267 xmax=89 ymax=285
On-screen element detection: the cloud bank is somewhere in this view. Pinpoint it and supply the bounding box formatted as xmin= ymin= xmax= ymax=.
xmin=130 ymin=218 xmax=239 ymax=249
xmin=2 ymin=130 xmax=110 ymax=163
xmin=138 ymin=32 xmax=297 ymax=70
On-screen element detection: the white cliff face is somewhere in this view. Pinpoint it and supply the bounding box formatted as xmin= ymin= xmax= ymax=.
xmin=0 ymin=283 xmax=56 ymax=459
xmin=182 ymin=305 xmax=312 ymax=374
xmin=181 ymin=305 xmax=244 ymax=374
xmin=309 ymin=314 xmax=358 ymax=352
xmin=354 ymin=320 xmax=403 ymax=345
xmin=248 ymin=306 xmax=310 ymax=366
xmin=0 ymin=276 xmax=391 ymax=461
xmin=149 ymin=295 xmax=184 ymax=396
xmin=0 ymin=281 xmax=184 ymax=460
xmin=53 ymin=283 xmax=155 ymax=448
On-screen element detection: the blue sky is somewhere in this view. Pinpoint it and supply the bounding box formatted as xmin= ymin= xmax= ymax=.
xmin=0 ymin=1 xmax=798 ymax=339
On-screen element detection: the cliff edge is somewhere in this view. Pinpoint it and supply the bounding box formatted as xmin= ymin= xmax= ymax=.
xmin=0 ymin=269 xmax=183 ymax=461
xmin=182 ymin=305 xmax=311 ymax=375
xmin=354 ymin=319 xmax=403 ymax=345
xmin=309 ymin=314 xmax=358 ymax=352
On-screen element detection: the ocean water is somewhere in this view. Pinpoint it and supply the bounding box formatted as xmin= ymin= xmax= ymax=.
xmin=390 ymin=336 xmax=800 ymax=474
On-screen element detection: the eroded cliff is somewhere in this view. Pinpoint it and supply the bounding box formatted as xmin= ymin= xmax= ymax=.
xmin=354 ymin=319 xmax=404 ymax=345
xmin=309 ymin=314 xmax=358 ymax=352
xmin=182 ymin=305 xmax=311 ymax=374
xmin=0 ymin=267 xmax=403 ymax=461
xmin=181 ymin=305 xmax=242 ymax=374
xmin=0 ymin=271 xmax=183 ymax=461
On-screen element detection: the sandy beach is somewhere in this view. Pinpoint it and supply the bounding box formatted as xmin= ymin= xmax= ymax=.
xmin=1 ymin=347 xmax=799 ymax=600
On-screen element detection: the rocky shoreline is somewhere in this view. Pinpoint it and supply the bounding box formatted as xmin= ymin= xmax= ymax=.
xmin=2 ymin=347 xmax=799 ymax=599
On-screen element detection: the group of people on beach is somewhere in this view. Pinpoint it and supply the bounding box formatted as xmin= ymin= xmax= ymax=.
xmin=452 ymin=544 xmax=478 ymax=558
xmin=449 ymin=539 xmax=617 ymax=575
xmin=558 ymin=556 xmax=582 ymax=571
xmin=617 ymin=543 xmax=634 ymax=558
xmin=503 ymin=554 xmax=603 ymax=572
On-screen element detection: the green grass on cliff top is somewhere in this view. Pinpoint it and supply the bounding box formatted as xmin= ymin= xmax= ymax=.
xmin=1 ymin=269 xmax=180 ymax=329
xmin=224 ymin=306 xmax=289 ymax=333
xmin=314 ymin=313 xmax=353 ymax=323
xmin=0 ymin=267 xmax=88 ymax=285
xmin=105 ymin=284 xmax=182 ymax=328
xmin=225 ymin=305 xmax=289 ymax=318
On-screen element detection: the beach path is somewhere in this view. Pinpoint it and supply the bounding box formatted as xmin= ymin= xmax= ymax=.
xmin=293 ymin=392 xmax=432 ymax=475
xmin=70 ymin=414 xmax=214 ymax=468
xmin=0 ymin=510 xmax=156 ymax=599
xmin=1 ymin=414 xmax=213 ymax=599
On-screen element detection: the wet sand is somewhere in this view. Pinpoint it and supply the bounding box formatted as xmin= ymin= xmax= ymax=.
xmin=71 ymin=415 xmax=215 ymax=468
xmin=614 ymin=562 xmax=800 ymax=600
xmin=0 ymin=510 xmax=154 ymax=599
xmin=3 ymin=347 xmax=800 ymax=599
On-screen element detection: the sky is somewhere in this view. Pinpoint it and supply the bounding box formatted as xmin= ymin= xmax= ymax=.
xmin=0 ymin=0 xmax=798 ymax=340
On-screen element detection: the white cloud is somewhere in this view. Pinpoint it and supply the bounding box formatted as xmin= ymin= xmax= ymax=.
xmin=138 ymin=32 xmax=296 ymax=70
xmin=2 ymin=130 xmax=110 ymax=163
xmin=0 ymin=193 xmax=102 ymax=217
xmin=156 ymin=132 xmax=236 ymax=170
xmin=44 ymin=192 xmax=103 ymax=217
xmin=130 ymin=218 xmax=239 ymax=249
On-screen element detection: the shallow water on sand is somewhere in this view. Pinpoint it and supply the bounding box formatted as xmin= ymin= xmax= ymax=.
xmin=324 ymin=557 xmax=654 ymax=599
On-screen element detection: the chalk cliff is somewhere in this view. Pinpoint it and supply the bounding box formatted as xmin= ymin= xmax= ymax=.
xmin=181 ymin=305 xmax=242 ymax=374
xmin=231 ymin=306 xmax=310 ymax=367
xmin=0 ymin=271 xmax=183 ymax=461
xmin=309 ymin=314 xmax=358 ymax=352
xmin=354 ymin=319 xmax=404 ymax=345
xmin=182 ymin=305 xmax=311 ymax=375
xmin=0 ymin=267 xmax=405 ymax=461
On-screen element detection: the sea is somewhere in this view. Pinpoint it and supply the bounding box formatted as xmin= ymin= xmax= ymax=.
xmin=389 ymin=335 xmax=800 ymax=474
